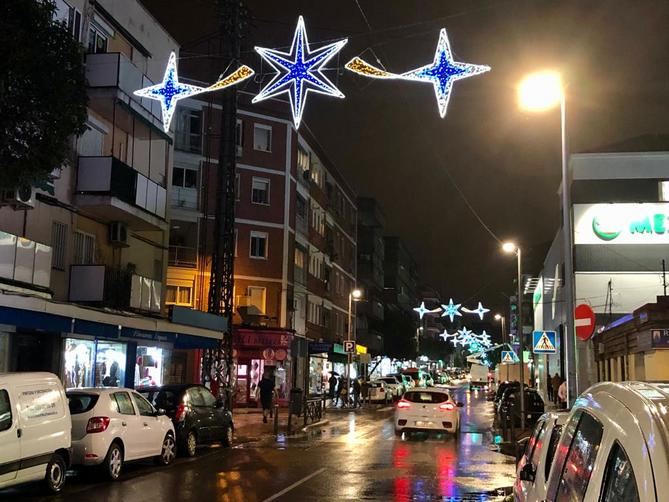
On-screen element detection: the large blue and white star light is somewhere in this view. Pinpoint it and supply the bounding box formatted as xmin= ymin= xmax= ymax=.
xmin=462 ymin=301 xmax=491 ymax=320
xmin=401 ymin=29 xmax=490 ymax=118
xmin=253 ymin=16 xmax=347 ymax=129
xmin=441 ymin=298 xmax=462 ymax=323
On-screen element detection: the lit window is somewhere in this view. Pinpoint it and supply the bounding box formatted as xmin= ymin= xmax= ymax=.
xmin=253 ymin=124 xmax=272 ymax=152
xmin=247 ymin=286 xmax=266 ymax=314
xmin=250 ymin=231 xmax=268 ymax=259
xmin=165 ymin=285 xmax=192 ymax=306
xmin=251 ymin=177 xmax=270 ymax=205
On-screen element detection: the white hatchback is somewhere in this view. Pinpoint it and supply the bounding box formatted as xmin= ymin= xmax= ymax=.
xmin=395 ymin=388 xmax=463 ymax=436
xmin=67 ymin=388 xmax=176 ymax=480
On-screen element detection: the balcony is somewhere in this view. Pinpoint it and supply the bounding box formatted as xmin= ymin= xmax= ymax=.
xmin=85 ymin=52 xmax=165 ymax=135
xmin=168 ymin=246 xmax=198 ymax=268
xmin=0 ymin=231 xmax=52 ymax=292
xmin=170 ymin=186 xmax=198 ymax=210
xmin=69 ymin=265 xmax=162 ymax=313
xmin=76 ymin=156 xmax=167 ymax=230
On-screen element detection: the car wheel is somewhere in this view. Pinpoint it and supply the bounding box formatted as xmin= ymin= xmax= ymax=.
xmin=155 ymin=434 xmax=176 ymax=466
xmin=222 ymin=425 xmax=233 ymax=447
xmin=44 ymin=453 xmax=67 ymax=493
xmin=180 ymin=430 xmax=198 ymax=457
xmin=103 ymin=442 xmax=123 ymax=481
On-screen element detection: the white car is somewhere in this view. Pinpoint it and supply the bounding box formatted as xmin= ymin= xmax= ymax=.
xmin=374 ymin=377 xmax=403 ymax=400
xmin=366 ymin=380 xmax=389 ymax=403
xmin=0 ymin=372 xmax=71 ymax=493
xmin=67 ymin=388 xmax=176 ymax=480
xmin=514 ymin=411 xmax=569 ymax=502
xmin=543 ymin=381 xmax=669 ymax=501
xmin=394 ymin=388 xmax=463 ymax=436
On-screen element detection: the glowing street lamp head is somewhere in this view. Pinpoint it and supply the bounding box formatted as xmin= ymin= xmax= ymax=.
xmin=494 ymin=313 xmax=502 ymax=321
xmin=351 ymin=289 xmax=363 ymax=300
xmin=517 ymin=71 xmax=562 ymax=112
xmin=502 ymin=241 xmax=517 ymax=254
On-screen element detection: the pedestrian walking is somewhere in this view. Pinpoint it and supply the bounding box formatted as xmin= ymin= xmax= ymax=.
xmin=557 ymin=379 xmax=567 ymax=409
xmin=352 ymin=378 xmax=361 ymax=408
xmin=335 ymin=375 xmax=344 ymax=407
xmin=328 ymin=373 xmax=337 ymax=406
xmin=550 ymin=373 xmax=561 ymax=403
xmin=258 ymin=371 xmax=276 ymax=423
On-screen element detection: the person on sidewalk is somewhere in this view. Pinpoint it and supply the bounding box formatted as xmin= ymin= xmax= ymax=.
xmin=258 ymin=371 xmax=276 ymax=423
xmin=550 ymin=373 xmax=560 ymax=403
xmin=352 ymin=378 xmax=361 ymax=408
xmin=328 ymin=373 xmax=337 ymax=407
xmin=557 ymin=379 xmax=568 ymax=409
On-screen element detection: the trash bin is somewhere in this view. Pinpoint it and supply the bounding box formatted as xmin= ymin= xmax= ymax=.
xmin=290 ymin=388 xmax=303 ymax=416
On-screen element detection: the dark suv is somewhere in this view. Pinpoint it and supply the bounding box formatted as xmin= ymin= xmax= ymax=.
xmin=138 ymin=384 xmax=233 ymax=457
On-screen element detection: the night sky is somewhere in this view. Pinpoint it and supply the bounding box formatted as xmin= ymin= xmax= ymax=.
xmin=143 ymin=0 xmax=669 ymax=315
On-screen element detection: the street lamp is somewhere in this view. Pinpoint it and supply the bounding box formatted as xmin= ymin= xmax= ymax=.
xmin=518 ymin=70 xmax=577 ymax=407
xmin=494 ymin=313 xmax=506 ymax=345
xmin=346 ymin=288 xmax=363 ymax=397
xmin=502 ymin=241 xmax=526 ymax=430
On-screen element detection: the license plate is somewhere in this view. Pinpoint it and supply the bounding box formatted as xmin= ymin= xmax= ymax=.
xmin=415 ymin=420 xmax=433 ymax=426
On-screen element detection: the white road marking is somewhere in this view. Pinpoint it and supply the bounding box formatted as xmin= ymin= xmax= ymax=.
xmin=261 ymin=467 xmax=327 ymax=501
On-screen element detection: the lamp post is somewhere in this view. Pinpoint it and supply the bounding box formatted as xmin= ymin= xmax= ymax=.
xmin=503 ymin=241 xmax=526 ymax=430
xmin=494 ymin=313 xmax=506 ymax=345
xmin=346 ymin=288 xmax=362 ymax=400
xmin=518 ymin=71 xmax=577 ymax=407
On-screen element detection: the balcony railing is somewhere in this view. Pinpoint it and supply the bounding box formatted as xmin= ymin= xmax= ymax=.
xmin=0 ymin=231 xmax=52 ymax=290
xmin=77 ymin=156 xmax=167 ymax=226
xmin=168 ymin=246 xmax=198 ymax=268
xmin=170 ymin=186 xmax=198 ymax=210
xmin=69 ymin=265 xmax=162 ymax=313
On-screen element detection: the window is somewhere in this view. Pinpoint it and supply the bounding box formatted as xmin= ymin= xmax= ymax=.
xmin=250 ymin=231 xmax=268 ymax=259
xmin=253 ymin=124 xmax=272 ymax=152
xmin=236 ymin=119 xmax=243 ymax=150
xmin=0 ymin=390 xmax=11 ymax=432
xmin=175 ymin=109 xmax=202 ymax=153
xmin=599 ymin=442 xmax=639 ymax=502
xmin=172 ymin=167 xmax=198 ymax=188
xmin=251 ymin=177 xmax=270 ymax=205
xmin=311 ymin=204 xmax=325 ymax=235
xmin=545 ymin=424 xmax=563 ymax=480
xmin=186 ymin=388 xmax=204 ymax=407
xmin=234 ymin=229 xmax=238 ymax=256
xmin=166 ymin=285 xmax=193 ymax=306
xmin=527 ymin=420 xmax=547 ymax=469
xmin=247 ymin=286 xmax=266 ymax=314
xmin=235 ymin=173 xmax=240 ymax=201
xmin=132 ymin=392 xmax=155 ymax=417
xmin=87 ymin=25 xmax=108 ymax=53
xmin=54 ymin=1 xmax=82 ymax=41
xmin=296 ymin=194 xmax=306 ymax=220
xmin=554 ymin=412 xmax=603 ymax=502
xmin=309 ymin=253 xmax=322 ymax=279
xmin=112 ymin=392 xmax=136 ymax=415
xmin=197 ymin=387 xmax=217 ymax=407
xmin=294 ymin=246 xmax=306 ymax=269
xmin=51 ymin=222 xmax=67 ymax=270
xmin=307 ymin=301 xmax=322 ymax=325
xmin=73 ymin=231 xmax=95 ymax=265
xmin=67 ymin=394 xmax=99 ymax=415
xmin=297 ymin=146 xmax=309 ymax=176
xmin=403 ymin=392 xmax=449 ymax=404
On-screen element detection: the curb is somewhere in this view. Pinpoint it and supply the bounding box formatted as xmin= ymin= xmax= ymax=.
xmin=301 ymin=419 xmax=329 ymax=432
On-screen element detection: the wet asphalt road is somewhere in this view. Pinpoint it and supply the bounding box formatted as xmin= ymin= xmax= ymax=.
xmin=3 ymin=384 xmax=515 ymax=501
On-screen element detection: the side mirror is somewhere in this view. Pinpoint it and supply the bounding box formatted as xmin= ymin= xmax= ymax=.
xmin=456 ymin=402 xmax=464 ymax=408
xmin=519 ymin=463 xmax=536 ymax=482
xmin=155 ymin=408 xmax=166 ymax=417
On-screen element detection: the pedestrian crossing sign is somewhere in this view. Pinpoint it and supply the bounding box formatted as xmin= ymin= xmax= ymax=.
xmin=501 ymin=351 xmax=515 ymax=364
xmin=533 ymin=330 xmax=557 ymax=354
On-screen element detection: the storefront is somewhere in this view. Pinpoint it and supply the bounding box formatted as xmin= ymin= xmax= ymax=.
xmin=232 ymin=327 xmax=294 ymax=407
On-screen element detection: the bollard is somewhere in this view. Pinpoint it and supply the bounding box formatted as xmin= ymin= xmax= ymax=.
xmin=273 ymin=404 xmax=279 ymax=435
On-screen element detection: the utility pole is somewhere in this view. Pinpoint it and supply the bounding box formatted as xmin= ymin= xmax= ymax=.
xmin=206 ymin=0 xmax=243 ymax=408
xmin=663 ymin=259 xmax=667 ymax=296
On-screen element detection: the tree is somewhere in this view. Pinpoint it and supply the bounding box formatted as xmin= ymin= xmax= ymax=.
xmin=0 ymin=0 xmax=87 ymax=189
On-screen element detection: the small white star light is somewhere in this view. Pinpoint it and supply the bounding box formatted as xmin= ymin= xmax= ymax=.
xmin=413 ymin=302 xmax=442 ymax=320
xmin=441 ymin=298 xmax=462 ymax=323
xmin=253 ymin=16 xmax=347 ymax=129
xmin=134 ymin=52 xmax=255 ymax=132
xmin=462 ymin=301 xmax=491 ymax=320
xmin=345 ymin=28 xmax=490 ymax=118
xmin=438 ymin=330 xmax=456 ymax=343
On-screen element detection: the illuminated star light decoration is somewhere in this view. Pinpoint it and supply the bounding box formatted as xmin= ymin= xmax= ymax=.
xmin=134 ymin=52 xmax=255 ymax=132
xmin=345 ymin=28 xmax=490 ymax=118
xmin=462 ymin=301 xmax=491 ymax=320
xmin=441 ymin=298 xmax=462 ymax=323
xmin=438 ymin=330 xmax=457 ymax=343
xmin=413 ymin=301 xmax=442 ymax=320
xmin=253 ymin=16 xmax=347 ymax=129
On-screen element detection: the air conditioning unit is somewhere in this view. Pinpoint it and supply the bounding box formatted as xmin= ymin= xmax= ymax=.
xmin=108 ymin=221 xmax=129 ymax=247
xmin=1 ymin=185 xmax=35 ymax=209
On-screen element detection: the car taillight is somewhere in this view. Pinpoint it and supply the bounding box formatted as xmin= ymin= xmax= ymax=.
xmin=397 ymin=399 xmax=411 ymax=409
xmin=175 ymin=403 xmax=186 ymax=422
xmin=86 ymin=416 xmax=110 ymax=433
xmin=439 ymin=403 xmax=455 ymax=411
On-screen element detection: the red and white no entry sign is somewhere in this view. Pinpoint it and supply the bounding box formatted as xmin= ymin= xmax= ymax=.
xmin=574 ymin=303 xmax=596 ymax=341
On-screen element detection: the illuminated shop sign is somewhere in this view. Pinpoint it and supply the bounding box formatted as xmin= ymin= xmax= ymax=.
xmin=574 ymin=203 xmax=669 ymax=244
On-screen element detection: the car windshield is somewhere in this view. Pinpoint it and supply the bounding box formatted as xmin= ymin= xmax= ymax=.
xmin=67 ymin=393 xmax=99 ymax=414
xmin=404 ymin=391 xmax=449 ymax=404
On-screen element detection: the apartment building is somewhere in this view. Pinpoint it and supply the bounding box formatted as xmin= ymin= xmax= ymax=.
xmin=0 ymin=0 xmax=225 ymax=387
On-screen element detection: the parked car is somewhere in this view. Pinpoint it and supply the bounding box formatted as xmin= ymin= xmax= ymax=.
xmin=395 ymin=388 xmax=463 ymax=436
xmin=496 ymin=387 xmax=544 ymax=427
xmin=365 ymin=380 xmax=390 ymax=403
xmin=138 ymin=384 xmax=234 ymax=457
xmin=389 ymin=373 xmax=414 ymax=391
xmin=0 ymin=372 xmax=71 ymax=493
xmin=67 ymin=388 xmax=176 ymax=480
xmin=493 ymin=381 xmax=520 ymax=405
xmin=543 ymin=381 xmax=669 ymax=501
xmin=374 ymin=377 xmax=403 ymax=400
xmin=514 ymin=411 xmax=569 ymax=502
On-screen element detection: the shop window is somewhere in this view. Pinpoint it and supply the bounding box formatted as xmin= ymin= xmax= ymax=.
xmin=136 ymin=346 xmax=171 ymax=387
xmin=0 ymin=390 xmax=11 ymax=432
xmin=248 ymin=286 xmax=266 ymax=314
xmin=253 ymin=124 xmax=272 ymax=152
xmin=250 ymin=231 xmax=268 ymax=259
xmin=96 ymin=341 xmax=126 ymax=387
xmin=73 ymin=230 xmax=95 ymax=265
xmin=251 ymin=177 xmax=270 ymax=205
xmin=166 ymin=285 xmax=193 ymax=306
xmin=62 ymin=338 xmax=96 ymax=388
xmin=132 ymin=392 xmax=156 ymax=417
xmin=112 ymin=392 xmax=136 ymax=415
xmin=51 ymin=222 xmax=67 ymax=270
xmin=172 ymin=167 xmax=198 ymax=188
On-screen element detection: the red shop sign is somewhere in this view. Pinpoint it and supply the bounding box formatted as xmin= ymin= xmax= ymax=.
xmin=234 ymin=330 xmax=291 ymax=349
